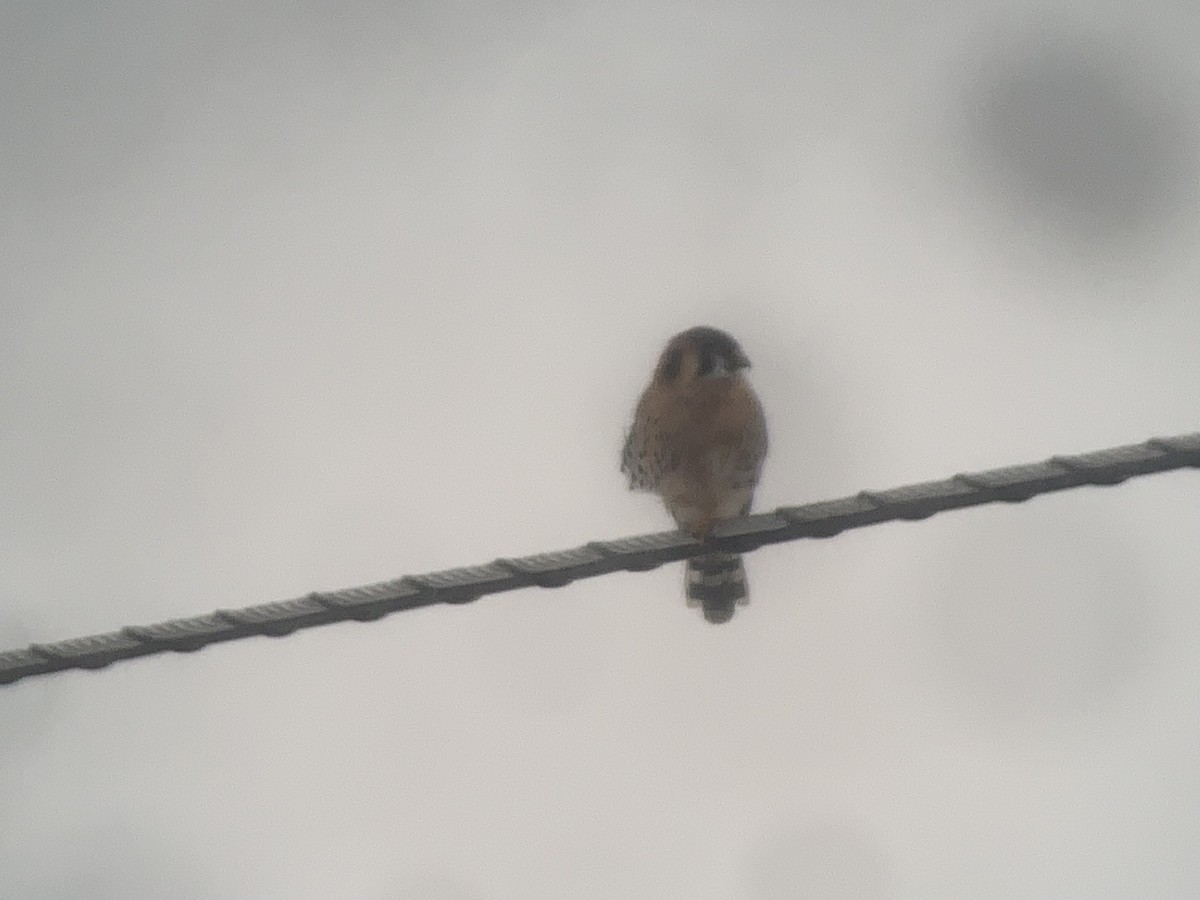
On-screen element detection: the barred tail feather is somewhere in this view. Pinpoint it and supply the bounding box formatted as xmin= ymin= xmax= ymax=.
xmin=685 ymin=553 xmax=748 ymax=624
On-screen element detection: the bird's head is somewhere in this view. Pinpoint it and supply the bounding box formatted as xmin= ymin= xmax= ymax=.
xmin=655 ymin=326 xmax=751 ymax=385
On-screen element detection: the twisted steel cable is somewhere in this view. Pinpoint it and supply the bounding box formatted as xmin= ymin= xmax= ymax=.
xmin=2 ymin=432 xmax=1197 ymax=687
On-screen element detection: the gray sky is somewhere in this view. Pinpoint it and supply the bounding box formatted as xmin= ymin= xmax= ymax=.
xmin=3 ymin=1 xmax=1200 ymax=898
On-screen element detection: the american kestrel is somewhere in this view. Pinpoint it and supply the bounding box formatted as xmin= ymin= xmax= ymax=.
xmin=621 ymin=326 xmax=768 ymax=623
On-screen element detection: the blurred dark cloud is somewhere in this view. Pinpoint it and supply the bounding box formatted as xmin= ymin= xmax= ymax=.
xmin=960 ymin=29 xmax=1196 ymax=253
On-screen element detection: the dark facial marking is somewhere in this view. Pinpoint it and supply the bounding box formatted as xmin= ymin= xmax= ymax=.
xmin=660 ymin=346 xmax=683 ymax=383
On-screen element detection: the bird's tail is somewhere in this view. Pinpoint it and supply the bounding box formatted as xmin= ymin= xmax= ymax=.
xmin=685 ymin=552 xmax=748 ymax=624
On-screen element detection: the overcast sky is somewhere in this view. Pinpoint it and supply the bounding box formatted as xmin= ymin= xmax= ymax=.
xmin=3 ymin=1 xmax=1200 ymax=898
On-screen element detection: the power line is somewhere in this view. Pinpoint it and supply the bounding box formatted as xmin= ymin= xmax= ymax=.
xmin=2 ymin=432 xmax=1197 ymax=687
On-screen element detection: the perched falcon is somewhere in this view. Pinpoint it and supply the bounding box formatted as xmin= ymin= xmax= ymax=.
xmin=621 ymin=326 xmax=768 ymax=623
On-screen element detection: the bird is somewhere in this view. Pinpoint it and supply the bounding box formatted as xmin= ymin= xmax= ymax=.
xmin=621 ymin=326 xmax=768 ymax=623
